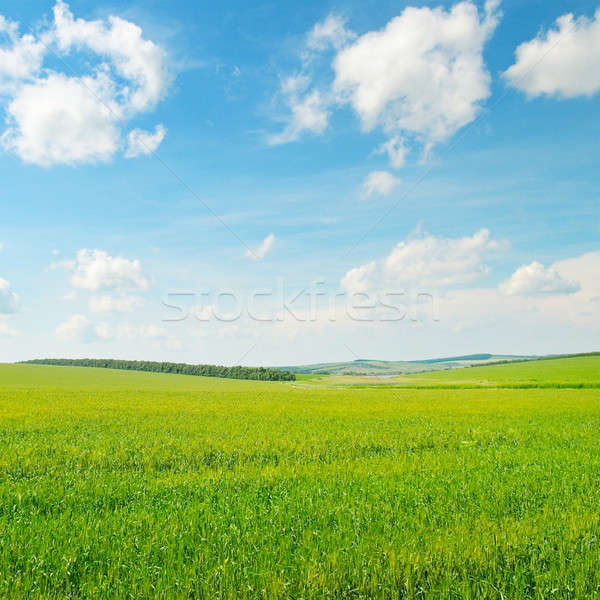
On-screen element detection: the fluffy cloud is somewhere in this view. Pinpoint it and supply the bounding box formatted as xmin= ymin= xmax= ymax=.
xmin=500 ymin=261 xmax=581 ymax=296
xmin=56 ymin=314 xmax=111 ymax=343
xmin=125 ymin=125 xmax=166 ymax=158
xmin=306 ymin=14 xmax=356 ymax=52
xmin=0 ymin=16 xmax=45 ymax=87
xmin=70 ymin=250 xmax=149 ymax=292
xmin=362 ymin=171 xmax=401 ymax=197
xmin=438 ymin=252 xmax=600 ymax=336
xmin=268 ymin=82 xmax=329 ymax=145
xmin=52 ymin=1 xmax=168 ymax=112
xmin=504 ymin=9 xmax=600 ymax=98
xmin=89 ymin=295 xmax=143 ymax=313
xmin=342 ymin=228 xmax=508 ymax=293
xmin=0 ymin=277 xmax=19 ymax=313
xmin=3 ymin=73 xmax=121 ymax=166
xmin=333 ymin=1 xmax=499 ymax=148
xmin=271 ymin=1 xmax=500 ymax=166
xmin=375 ymin=137 xmax=408 ymax=169
xmin=246 ymin=233 xmax=276 ymax=260
xmin=0 ymin=2 xmax=169 ymax=165
xmin=552 ymin=251 xmax=600 ymax=298
xmin=340 ymin=261 xmax=378 ymax=295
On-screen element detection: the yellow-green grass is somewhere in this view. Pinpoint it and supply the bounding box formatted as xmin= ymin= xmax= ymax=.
xmin=0 ymin=362 xmax=599 ymax=598
xmin=305 ymin=355 xmax=600 ymax=389
xmin=402 ymin=354 xmax=600 ymax=386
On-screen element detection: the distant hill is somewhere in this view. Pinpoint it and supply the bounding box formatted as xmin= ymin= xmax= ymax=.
xmin=276 ymin=354 xmax=538 ymax=376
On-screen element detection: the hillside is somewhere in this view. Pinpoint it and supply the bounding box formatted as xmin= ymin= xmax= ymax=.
xmin=400 ymin=353 xmax=600 ymax=387
xmin=279 ymin=353 xmax=536 ymax=376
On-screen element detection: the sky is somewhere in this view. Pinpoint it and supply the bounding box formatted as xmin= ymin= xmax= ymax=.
xmin=0 ymin=0 xmax=598 ymax=366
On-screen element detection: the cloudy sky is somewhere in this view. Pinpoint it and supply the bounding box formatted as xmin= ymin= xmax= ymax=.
xmin=0 ymin=0 xmax=598 ymax=365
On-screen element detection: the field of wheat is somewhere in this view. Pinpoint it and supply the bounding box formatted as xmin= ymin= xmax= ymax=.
xmin=1 ymin=358 xmax=599 ymax=598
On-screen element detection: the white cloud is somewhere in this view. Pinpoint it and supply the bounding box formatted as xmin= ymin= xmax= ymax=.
xmin=333 ymin=2 xmax=499 ymax=151
xmin=0 ymin=2 xmax=170 ymax=166
xmin=552 ymin=251 xmax=600 ymax=298
xmin=70 ymin=249 xmax=149 ymax=292
xmin=56 ymin=314 xmax=171 ymax=344
xmin=500 ymin=261 xmax=581 ymax=296
xmin=52 ymin=1 xmax=169 ymax=112
xmin=307 ymin=14 xmax=356 ymax=52
xmin=56 ymin=314 xmax=112 ymax=343
xmin=340 ymin=261 xmax=377 ymax=295
xmin=246 ymin=233 xmax=276 ymax=260
xmin=0 ymin=317 xmax=18 ymax=337
xmin=375 ymin=136 xmax=408 ymax=169
xmin=0 ymin=277 xmax=19 ymax=313
xmin=2 ymin=72 xmax=121 ymax=166
xmin=504 ymin=9 xmax=600 ymax=98
xmin=89 ymin=295 xmax=143 ymax=313
xmin=342 ymin=228 xmax=508 ymax=293
xmin=117 ymin=323 xmax=168 ymax=340
xmin=0 ymin=16 xmax=45 ymax=87
xmin=125 ymin=124 xmax=166 ymax=158
xmin=46 ymin=249 xmax=591 ymax=364
xmin=264 ymin=249 xmax=597 ymax=362
xmin=268 ymin=87 xmax=328 ymax=145
xmin=56 ymin=314 xmax=169 ymax=344
xmin=271 ymin=1 xmax=500 ymax=164
xmin=362 ymin=171 xmax=401 ymax=197
xmin=438 ymin=251 xmax=600 ymax=335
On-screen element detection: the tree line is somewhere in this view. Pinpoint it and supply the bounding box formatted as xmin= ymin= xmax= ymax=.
xmin=22 ymin=358 xmax=296 ymax=381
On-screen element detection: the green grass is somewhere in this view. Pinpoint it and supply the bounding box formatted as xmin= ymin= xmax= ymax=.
xmin=277 ymin=354 xmax=534 ymax=376
xmin=1 ymin=359 xmax=600 ymax=598
xmin=308 ymin=355 xmax=600 ymax=389
xmin=403 ymin=355 xmax=600 ymax=386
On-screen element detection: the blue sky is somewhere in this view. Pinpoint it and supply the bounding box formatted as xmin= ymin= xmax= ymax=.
xmin=0 ymin=0 xmax=598 ymax=365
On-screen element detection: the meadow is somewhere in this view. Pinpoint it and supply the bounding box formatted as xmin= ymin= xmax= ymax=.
xmin=0 ymin=357 xmax=599 ymax=598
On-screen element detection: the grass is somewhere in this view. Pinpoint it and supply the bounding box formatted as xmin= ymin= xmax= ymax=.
xmin=310 ymin=355 xmax=600 ymax=389
xmin=404 ymin=355 xmax=600 ymax=385
xmin=0 ymin=359 xmax=599 ymax=598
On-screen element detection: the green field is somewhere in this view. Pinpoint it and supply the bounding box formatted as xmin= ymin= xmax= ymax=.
xmin=277 ymin=354 xmax=534 ymax=376
xmin=1 ymin=358 xmax=600 ymax=598
xmin=403 ymin=355 xmax=600 ymax=386
xmin=307 ymin=354 xmax=600 ymax=389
